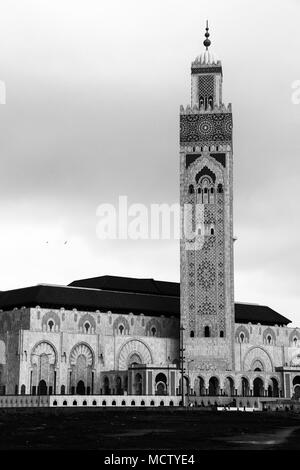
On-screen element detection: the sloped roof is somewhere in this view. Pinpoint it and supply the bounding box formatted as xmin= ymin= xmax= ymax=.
xmin=0 ymin=278 xmax=291 ymax=326
xmin=0 ymin=284 xmax=179 ymax=317
xmin=234 ymin=302 xmax=290 ymax=326
xmin=69 ymin=275 xmax=179 ymax=297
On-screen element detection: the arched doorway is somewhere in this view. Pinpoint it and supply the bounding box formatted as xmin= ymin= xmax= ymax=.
xmin=223 ymin=377 xmax=235 ymax=396
xmin=31 ymin=342 xmax=57 ymax=396
xmin=134 ymin=373 xmax=142 ymax=395
xmin=69 ymin=343 xmax=94 ymax=394
xmin=116 ymin=376 xmax=122 ymax=395
xmin=241 ymin=377 xmax=250 ymax=397
xmin=155 ymin=373 xmax=167 ymax=396
xmin=76 ymin=380 xmax=85 ymax=395
xmin=179 ymin=376 xmax=189 ymax=396
xmin=271 ymin=378 xmax=279 ymax=397
xmin=294 ymin=385 xmax=300 ymax=399
xmin=208 ymin=377 xmax=219 ymax=396
xmin=103 ymin=376 xmax=110 ymax=395
xmin=253 ymin=377 xmax=264 ymax=397
xmin=293 ymin=376 xmax=300 ymax=398
xmin=196 ymin=377 xmax=205 ymax=396
xmin=38 ymin=379 xmax=47 ymax=395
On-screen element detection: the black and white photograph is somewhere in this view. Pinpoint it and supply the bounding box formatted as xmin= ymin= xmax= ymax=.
xmin=0 ymin=0 xmax=300 ymax=458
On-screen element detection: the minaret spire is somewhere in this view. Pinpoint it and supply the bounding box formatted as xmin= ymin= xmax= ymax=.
xmin=203 ymin=20 xmax=211 ymax=50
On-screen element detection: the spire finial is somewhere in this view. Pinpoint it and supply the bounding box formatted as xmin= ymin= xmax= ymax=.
xmin=203 ymin=20 xmax=211 ymax=50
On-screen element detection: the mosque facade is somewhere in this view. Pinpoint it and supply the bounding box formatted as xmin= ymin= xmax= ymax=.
xmin=0 ymin=26 xmax=300 ymax=405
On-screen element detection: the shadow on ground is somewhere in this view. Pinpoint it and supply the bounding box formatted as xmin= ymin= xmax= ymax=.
xmin=0 ymin=408 xmax=300 ymax=450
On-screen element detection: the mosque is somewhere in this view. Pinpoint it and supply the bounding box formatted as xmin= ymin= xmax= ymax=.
xmin=0 ymin=24 xmax=299 ymax=407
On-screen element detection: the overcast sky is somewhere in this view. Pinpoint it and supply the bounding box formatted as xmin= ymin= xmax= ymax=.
xmin=0 ymin=0 xmax=300 ymax=325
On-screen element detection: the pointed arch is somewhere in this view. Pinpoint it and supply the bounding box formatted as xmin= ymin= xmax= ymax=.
xmin=243 ymin=346 xmax=274 ymax=372
xmin=69 ymin=343 xmax=94 ymax=367
xmin=235 ymin=325 xmax=250 ymax=343
xmin=41 ymin=311 xmax=61 ymax=332
xmin=31 ymin=341 xmax=57 ymax=366
xmin=262 ymin=327 xmax=276 ymax=345
xmin=113 ymin=316 xmax=130 ymax=335
xmin=117 ymin=339 xmax=152 ymax=370
xmin=78 ymin=314 xmax=96 ymax=333
xmin=195 ymin=166 xmax=216 ymax=184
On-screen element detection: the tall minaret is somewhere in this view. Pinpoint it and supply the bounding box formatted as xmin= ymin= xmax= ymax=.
xmin=180 ymin=23 xmax=235 ymax=372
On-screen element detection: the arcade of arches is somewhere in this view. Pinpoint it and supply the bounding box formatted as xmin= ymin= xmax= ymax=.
xmin=191 ymin=375 xmax=280 ymax=397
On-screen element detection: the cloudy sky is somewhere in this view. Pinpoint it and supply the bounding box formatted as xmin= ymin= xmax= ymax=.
xmin=0 ymin=0 xmax=300 ymax=324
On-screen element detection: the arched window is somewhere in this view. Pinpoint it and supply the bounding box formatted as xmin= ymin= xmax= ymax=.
xmin=204 ymin=188 xmax=208 ymax=194
xmin=199 ymin=96 xmax=204 ymax=108
xmin=84 ymin=322 xmax=90 ymax=334
xmin=210 ymin=187 xmax=214 ymax=193
xmin=208 ymin=95 xmax=213 ymax=108
xmin=220 ymin=331 xmax=224 ymax=338
xmin=294 ymin=337 xmax=298 ymax=347
xmin=198 ymin=188 xmax=201 ymax=193
xmin=119 ymin=325 xmax=124 ymax=335
xmin=210 ymin=228 xmax=214 ymax=235
xmin=217 ymin=184 xmax=223 ymax=193
xmin=267 ymin=335 xmax=272 ymax=345
xmin=204 ymin=326 xmax=210 ymax=338
xmin=189 ymin=184 xmax=194 ymax=194
xmin=190 ymin=330 xmax=194 ymax=338
xmin=151 ymin=327 xmax=157 ymax=337
xmin=48 ymin=320 xmax=54 ymax=332
xmin=240 ymin=332 xmax=245 ymax=343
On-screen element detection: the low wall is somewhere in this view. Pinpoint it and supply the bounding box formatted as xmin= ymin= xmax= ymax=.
xmin=49 ymin=395 xmax=181 ymax=407
xmin=0 ymin=394 xmax=265 ymax=409
xmin=188 ymin=396 xmax=263 ymax=410
xmin=0 ymin=394 xmax=181 ymax=408
xmin=0 ymin=395 xmax=50 ymax=407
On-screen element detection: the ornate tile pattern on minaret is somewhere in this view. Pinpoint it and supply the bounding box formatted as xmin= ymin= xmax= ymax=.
xmin=180 ymin=24 xmax=235 ymax=371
